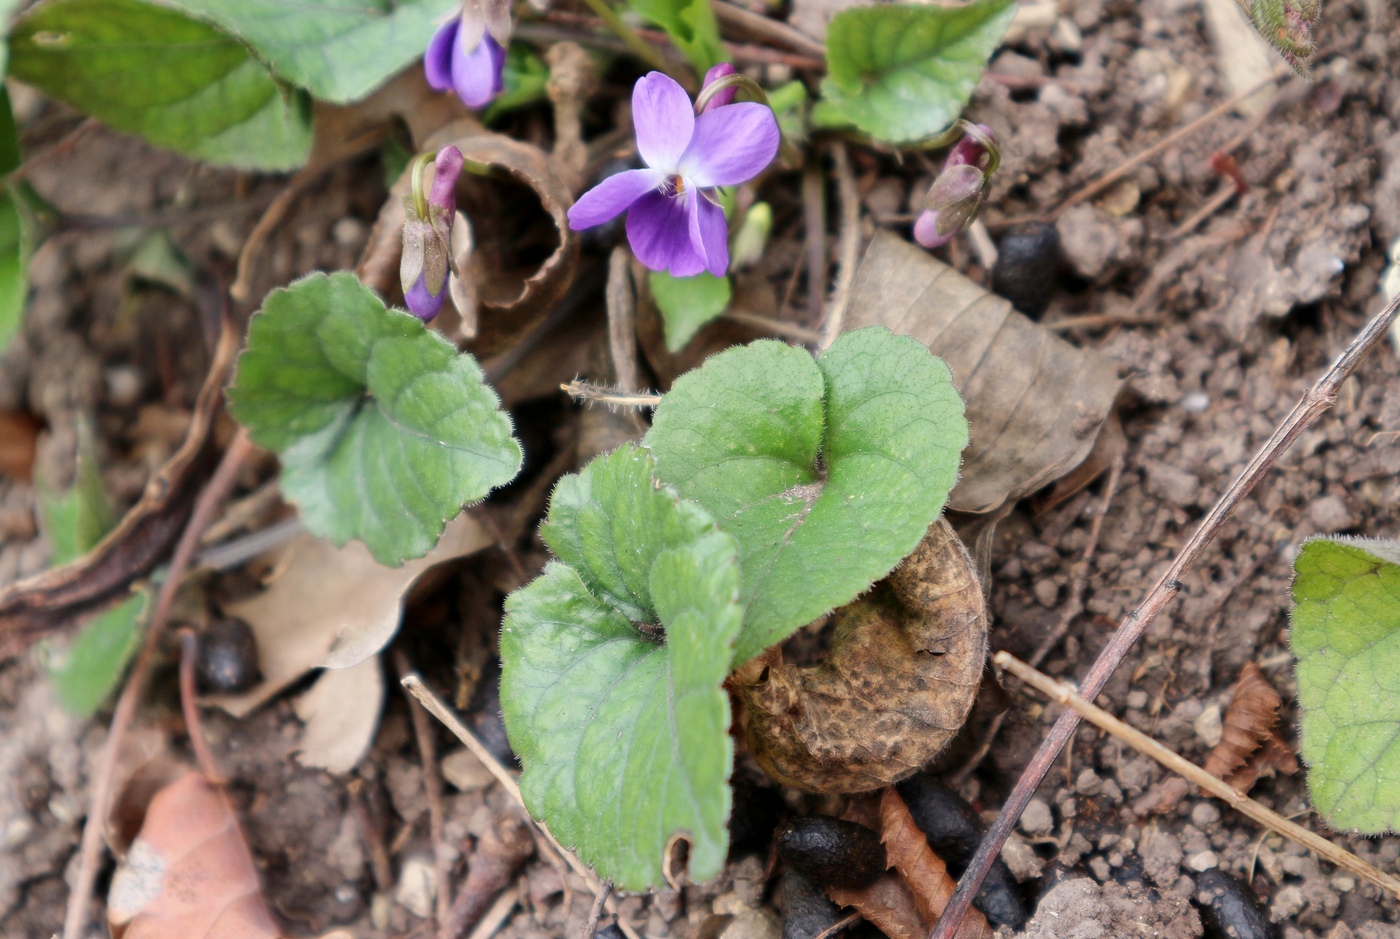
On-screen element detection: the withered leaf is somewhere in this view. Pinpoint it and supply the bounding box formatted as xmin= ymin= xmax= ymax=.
xmin=879 ymin=788 xmax=992 ymax=939
xmin=108 ymin=772 xmax=280 ymax=939
xmin=0 ymin=319 xmax=237 ymax=657
xmin=845 ymin=232 xmax=1123 ymax=514
xmin=827 ymin=873 xmax=926 ymax=939
xmin=734 ymin=518 xmax=986 ymax=793
xmin=1204 ymin=662 xmax=1299 ymax=792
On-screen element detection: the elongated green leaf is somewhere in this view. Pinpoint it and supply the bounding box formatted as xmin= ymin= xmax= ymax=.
xmin=645 ymin=326 xmax=967 ymax=664
xmin=1292 ymin=537 xmax=1400 ymax=832
xmin=9 ymin=0 xmax=311 ymax=170
xmin=821 ymin=0 xmax=1016 ymax=145
xmin=628 ymin=0 xmax=727 ymax=73
xmin=46 ymin=591 xmax=146 ymax=717
xmin=163 ymin=0 xmax=456 ymax=104
xmin=227 ymin=272 xmax=522 ymax=565
xmin=501 ymin=445 xmax=741 ymax=890
xmin=0 ymin=88 xmax=25 ymax=354
xmin=38 ymin=420 xmax=114 ymax=567
xmin=650 ymin=270 xmax=731 ymax=353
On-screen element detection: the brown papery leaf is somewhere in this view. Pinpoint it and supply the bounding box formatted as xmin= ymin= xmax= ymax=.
xmin=879 ymin=788 xmax=992 ymax=939
xmin=108 ymin=772 xmax=281 ymax=939
xmin=735 ymin=518 xmax=986 ymax=793
xmin=0 ymin=319 xmax=237 ymax=657
xmin=827 ymin=873 xmax=926 ymax=939
xmin=1225 ymin=731 xmax=1300 ymax=792
xmin=845 ymin=233 xmax=1123 ymax=514
xmin=1203 ymin=662 xmax=1285 ymax=784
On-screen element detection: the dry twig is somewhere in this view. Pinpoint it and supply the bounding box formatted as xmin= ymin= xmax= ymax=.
xmin=995 ymin=652 xmax=1400 ymax=899
xmin=397 ymin=649 xmax=453 ymax=928
xmin=821 ymin=142 xmax=862 ymax=350
xmin=931 ymin=292 xmax=1400 ymax=939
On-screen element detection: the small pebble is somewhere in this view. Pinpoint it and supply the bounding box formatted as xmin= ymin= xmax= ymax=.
xmin=1179 ymin=391 xmax=1211 ymax=414
xmin=1271 ymin=884 xmax=1307 ymax=920
xmin=395 ymin=855 xmax=436 ymax=918
xmin=1193 ymin=704 xmax=1224 ymax=748
xmin=1329 ymin=875 xmax=1355 ymax=893
xmin=1020 ymin=798 xmax=1054 ymax=835
xmin=1075 ymin=769 xmax=1103 ymax=796
xmin=332 ymin=217 xmax=367 ymax=248
xmin=104 ymin=366 xmax=144 ymax=408
xmin=1089 ymin=856 xmax=1112 ymax=881
xmin=1187 ymin=850 xmax=1219 ymax=872
xmin=1034 ymin=579 xmax=1059 ymax=607
xmin=1127 ymin=690 xmax=1149 ymax=710
xmin=1190 ymin=803 xmax=1221 ymax=830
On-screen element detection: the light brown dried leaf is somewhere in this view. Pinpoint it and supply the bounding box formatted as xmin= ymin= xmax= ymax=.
xmin=1224 ymin=731 xmax=1300 ymax=792
xmin=846 ymin=232 xmax=1123 ymax=514
xmin=293 ymin=654 xmax=386 ymax=774
xmin=108 ymin=772 xmax=281 ymax=939
xmin=1203 ymin=662 xmax=1284 ymax=782
xmin=735 ymin=518 xmax=986 ymax=793
xmin=827 ymin=873 xmax=926 ymax=939
xmin=878 ymin=788 xmax=992 ymax=939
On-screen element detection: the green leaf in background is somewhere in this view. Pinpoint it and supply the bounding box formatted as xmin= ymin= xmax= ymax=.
xmin=482 ymin=44 xmax=552 ymax=123
xmin=38 ymin=421 xmax=143 ymax=717
xmin=650 ymin=270 xmax=731 ymax=353
xmin=46 ymin=591 xmax=146 ymax=717
xmin=227 ymin=272 xmax=523 ymax=566
xmin=629 ymin=0 xmax=727 ymax=73
xmin=163 ymin=0 xmax=455 ymax=104
xmin=645 ymin=326 xmax=968 ymax=664
xmin=0 ymin=88 xmax=25 ymax=354
xmin=821 ymin=0 xmax=1016 ymax=145
xmin=1291 ymin=537 xmax=1400 ymax=833
xmin=9 ymin=0 xmax=312 ymax=170
xmin=501 ymin=445 xmax=741 ymax=890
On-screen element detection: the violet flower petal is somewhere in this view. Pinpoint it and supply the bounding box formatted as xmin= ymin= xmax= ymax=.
xmin=686 ymin=193 xmax=729 ymax=277
xmin=700 ymin=62 xmax=738 ymax=111
xmin=677 ymin=103 xmax=780 ymax=188
xmin=568 ymin=168 xmax=665 ymax=229
xmin=452 ymin=31 xmax=504 ymax=108
xmin=406 ymin=271 xmax=447 ymax=321
xmin=627 ymin=190 xmax=705 ymax=277
xmin=425 ymin=18 xmax=459 ymax=92
xmin=430 ymin=145 xmax=465 ymax=214
xmin=913 ymin=210 xmax=952 ymax=248
xmin=632 ymin=72 xmax=695 ymax=170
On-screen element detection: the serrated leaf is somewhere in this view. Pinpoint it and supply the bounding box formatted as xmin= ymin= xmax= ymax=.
xmin=628 ymin=0 xmax=727 ymax=73
xmin=46 ymin=590 xmax=146 ymax=717
xmin=1291 ymin=537 xmax=1400 ymax=833
xmin=501 ymin=445 xmax=741 ymax=891
xmin=227 ymin=271 xmax=522 ymax=566
xmin=820 ymin=0 xmax=1016 ymax=145
xmin=650 ymin=270 xmax=731 ymax=353
xmin=162 ymin=0 xmax=456 ymax=104
xmin=9 ymin=0 xmax=312 ymax=170
xmin=645 ymin=326 xmax=967 ymax=664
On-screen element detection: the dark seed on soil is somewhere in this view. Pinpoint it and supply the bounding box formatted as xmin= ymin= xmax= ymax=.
xmin=196 ymin=617 xmax=260 ymax=693
xmin=775 ymin=816 xmax=887 ymax=889
xmin=896 ymin=774 xmax=1028 ymax=928
xmin=595 ymin=925 xmax=626 ymax=939
xmin=991 ymin=221 xmax=1063 ymax=319
xmin=1195 ymin=869 xmax=1278 ymax=939
xmin=780 ymin=870 xmax=842 ymax=939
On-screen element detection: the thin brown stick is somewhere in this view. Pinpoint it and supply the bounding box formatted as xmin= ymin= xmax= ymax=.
xmin=62 ymin=428 xmax=254 ymax=939
xmin=396 ymin=649 xmax=452 ymax=928
xmin=1170 ymin=183 xmax=1240 ymax=239
xmin=1054 ymin=74 xmax=1286 ymax=219
xmin=931 ymin=293 xmax=1400 ymax=939
xmin=711 ymin=0 xmax=828 ymax=57
xmin=723 ymin=309 xmax=824 ymax=344
xmin=583 ymin=881 xmax=613 ymax=939
xmin=350 ymin=778 xmax=395 ymax=893
xmin=803 ymin=155 xmax=827 ymax=323
xmin=464 ymin=884 xmax=520 ymax=939
xmin=230 ymin=168 xmax=322 ymax=302
xmin=606 ymin=247 xmax=641 ymax=395
xmin=562 ymin=380 xmax=662 ymax=409
xmin=821 ymin=142 xmax=861 ymax=350
xmin=995 ymin=652 xmax=1400 ymax=898
xmin=178 ymin=629 xmax=225 ymax=785
xmin=952 ymin=454 xmax=1124 ymax=784
xmin=401 ymin=675 xmax=643 ymax=939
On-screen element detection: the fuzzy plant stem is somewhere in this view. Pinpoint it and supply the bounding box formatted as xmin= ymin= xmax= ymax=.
xmin=929 ymin=291 xmax=1400 ymax=939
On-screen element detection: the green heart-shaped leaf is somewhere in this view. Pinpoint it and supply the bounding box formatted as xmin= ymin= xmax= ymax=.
xmin=228 ymin=272 xmax=522 ymax=566
xmin=645 ymin=325 xmax=967 ymax=664
xmin=9 ymin=0 xmax=311 ymax=170
xmin=820 ymin=0 xmax=1016 ymax=145
xmin=1292 ymin=537 xmax=1400 ymax=833
xmin=501 ymin=445 xmax=741 ymax=890
xmin=650 ymin=270 xmax=731 ymax=353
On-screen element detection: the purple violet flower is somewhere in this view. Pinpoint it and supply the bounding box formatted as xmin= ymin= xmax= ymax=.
xmin=425 ymin=14 xmax=505 ymax=109
xmin=402 ymin=146 xmax=465 ymax=322
xmin=699 ymin=63 xmax=738 ymax=112
xmin=914 ymin=123 xmax=998 ymax=250
xmin=567 ymin=72 xmax=780 ymax=278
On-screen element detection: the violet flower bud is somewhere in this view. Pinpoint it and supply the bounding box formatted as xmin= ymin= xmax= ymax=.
xmin=401 ymin=146 xmax=464 ymax=322
xmin=699 ymin=63 xmax=738 ymax=112
xmin=913 ymin=123 xmax=999 ymax=250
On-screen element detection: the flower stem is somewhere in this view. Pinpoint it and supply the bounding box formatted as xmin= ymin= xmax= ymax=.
xmin=576 ymin=0 xmax=675 ymax=76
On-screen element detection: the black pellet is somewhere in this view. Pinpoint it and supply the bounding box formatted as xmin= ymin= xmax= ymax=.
xmin=775 ymin=816 xmax=886 ymax=889
xmin=781 ymin=870 xmax=842 ymax=939
xmin=1195 ymin=869 xmax=1278 ymax=939
xmin=991 ymin=221 xmax=1063 ymax=319
xmin=896 ymin=774 xmax=1028 ymax=929
xmin=196 ymin=617 xmax=260 ymax=693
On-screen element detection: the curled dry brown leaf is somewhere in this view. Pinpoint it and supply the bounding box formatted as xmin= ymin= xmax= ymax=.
xmin=357 ymin=122 xmax=579 ymax=358
xmin=846 ymin=232 xmax=1123 ymax=515
xmin=878 ymin=788 xmax=992 ymax=939
xmin=1203 ymin=662 xmax=1300 ymax=792
xmin=734 ymin=518 xmax=986 ymax=793
xmin=0 ymin=319 xmax=238 ymax=657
